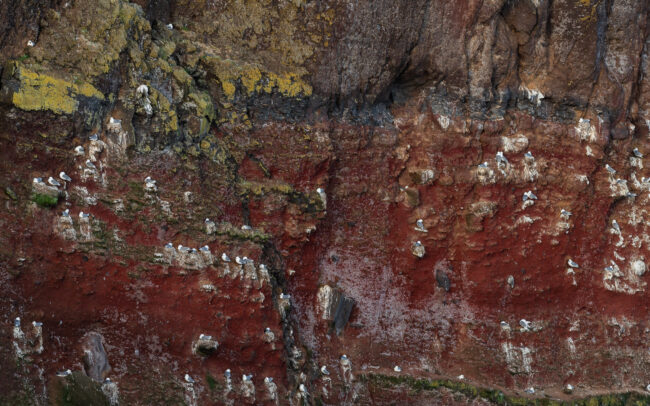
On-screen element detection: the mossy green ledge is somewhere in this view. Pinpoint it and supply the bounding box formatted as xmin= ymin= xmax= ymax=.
xmin=0 ymin=61 xmax=105 ymax=115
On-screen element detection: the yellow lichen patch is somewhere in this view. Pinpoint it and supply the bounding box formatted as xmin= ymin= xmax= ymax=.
xmin=6 ymin=64 xmax=104 ymax=114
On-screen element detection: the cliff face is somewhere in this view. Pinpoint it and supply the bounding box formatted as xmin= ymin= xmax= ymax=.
xmin=1 ymin=1 xmax=650 ymax=405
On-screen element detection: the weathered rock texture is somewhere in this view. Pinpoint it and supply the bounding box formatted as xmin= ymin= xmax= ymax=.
xmin=1 ymin=0 xmax=650 ymax=405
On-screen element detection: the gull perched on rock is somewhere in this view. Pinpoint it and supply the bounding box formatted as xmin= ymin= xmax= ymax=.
xmin=199 ymin=334 xmax=212 ymax=340
xmin=85 ymin=160 xmax=97 ymax=170
xmin=567 ymin=259 xmax=579 ymax=268
xmin=221 ymin=253 xmax=231 ymax=262
xmin=56 ymin=369 xmax=72 ymax=377
xmin=524 ymin=387 xmax=535 ymax=394
xmin=393 ymin=366 xmax=402 ymax=372
xmin=519 ymin=319 xmax=532 ymax=330
xmin=27 ymin=40 xmax=35 ymax=47
xmin=320 ymin=365 xmax=330 ymax=375
xmin=412 ymin=240 xmax=425 ymax=258
xmin=178 ymin=245 xmax=191 ymax=253
xmin=560 ymin=209 xmax=572 ymax=219
xmin=478 ymin=162 xmax=488 ymax=168
xmin=32 ymin=321 xmax=42 ymax=327
xmin=89 ymin=133 xmax=99 ymax=141
xmin=415 ymin=219 xmax=428 ymax=233
xmin=605 ymin=164 xmax=616 ymax=175
xmin=200 ymin=245 xmax=210 ymax=252
xmin=500 ymin=321 xmax=510 ymax=329
xmin=166 ymin=23 xmax=173 ymax=30
xmin=241 ymin=224 xmax=252 ymax=230
xmin=48 ymin=177 xmax=61 ymax=187
xmin=62 ymin=209 xmax=70 ymax=217
xmin=496 ymin=151 xmax=509 ymax=165
xmin=59 ymin=172 xmax=72 ymax=182
xmin=136 ymin=84 xmax=149 ymax=96
xmin=243 ymin=374 xmax=253 ymax=382
xmin=522 ymin=191 xmax=537 ymax=201
xmin=524 ymin=151 xmax=534 ymax=160
xmin=165 ymin=242 xmax=173 ymax=249
xmin=33 ymin=177 xmax=44 ymax=185
xmin=633 ymin=148 xmax=643 ymax=158
xmin=74 ymin=146 xmax=85 ymax=155
xmin=14 ymin=317 xmax=20 ymax=327
xmin=184 ymin=374 xmax=195 ymax=384
xmin=79 ymin=211 xmax=90 ymax=218
xmin=235 ymin=256 xmax=243 ymax=265
xmin=611 ymin=220 xmax=621 ymax=233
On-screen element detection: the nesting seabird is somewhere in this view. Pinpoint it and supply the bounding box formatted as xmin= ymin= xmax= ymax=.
xmin=74 ymin=145 xmax=85 ymax=155
xmin=524 ymin=387 xmax=535 ymax=394
xmin=522 ymin=191 xmax=537 ymax=201
xmin=243 ymin=374 xmax=253 ymax=381
xmin=393 ymin=366 xmax=402 ymax=372
xmin=136 ymin=84 xmax=149 ymax=96
xmin=33 ymin=177 xmax=44 ymax=184
xmin=62 ymin=209 xmax=70 ymax=217
xmin=222 ymin=253 xmax=231 ymax=262
xmin=89 ymin=133 xmax=99 ymax=141
xmin=604 ymin=266 xmax=614 ymax=272
xmin=241 ymin=225 xmax=252 ymax=230
xmin=56 ymin=369 xmax=72 ymax=377
xmin=500 ymin=321 xmax=510 ymax=329
xmin=496 ymin=151 xmax=509 ymax=165
xmin=560 ymin=209 xmax=572 ymax=219
xmin=264 ymin=377 xmax=273 ymax=384
xmin=104 ymin=378 xmax=111 ymax=384
xmin=524 ymin=151 xmax=534 ymax=159
xmin=166 ymin=23 xmax=174 ymax=30
xmin=79 ymin=211 xmax=90 ymax=218
xmin=178 ymin=245 xmax=191 ymax=253
xmin=224 ymin=369 xmax=231 ymax=378
xmin=48 ymin=177 xmax=61 ymax=187
xmin=59 ymin=172 xmax=72 ymax=182
xmin=605 ymin=164 xmax=617 ymax=174
xmin=478 ymin=162 xmax=488 ymax=168
xmin=633 ymin=148 xmax=643 ymax=158
xmin=320 ymin=365 xmax=330 ymax=375
xmin=415 ymin=219 xmax=427 ymax=232
xmin=14 ymin=317 xmax=20 ymax=327
xmin=567 ymin=259 xmax=579 ymax=268
xmin=565 ymin=384 xmax=574 ymax=394
xmin=85 ymin=160 xmax=97 ymax=170
xmin=341 ymin=354 xmax=348 ymax=361
xmin=109 ymin=117 xmax=121 ymax=125
xmin=612 ymin=220 xmax=621 ymax=233
xmin=32 ymin=321 xmax=43 ymax=327
xmin=199 ymin=334 xmax=212 ymax=340
xmin=204 ymin=218 xmax=211 ymax=223
xmin=280 ymin=293 xmax=291 ymax=300
xmin=627 ymin=192 xmax=637 ymax=198
xmin=165 ymin=242 xmax=173 ymax=249
xmin=235 ymin=256 xmax=243 ymax=265
xmin=200 ymin=245 xmax=210 ymax=252
xmin=27 ymin=40 xmax=35 ymax=47
xmin=184 ymin=374 xmax=195 ymax=384
xmin=616 ymin=178 xmax=627 ymax=185
xmin=519 ymin=319 xmax=532 ymax=330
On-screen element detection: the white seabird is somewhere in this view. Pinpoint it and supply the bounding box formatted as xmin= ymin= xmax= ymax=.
xmin=496 ymin=151 xmax=509 ymax=165
xmin=522 ymin=191 xmax=537 ymax=201
xmin=519 ymin=319 xmax=532 ymax=330
xmin=243 ymin=374 xmax=253 ymax=381
xmin=33 ymin=177 xmax=44 ymax=184
xmin=109 ymin=117 xmax=121 ymax=125
xmin=524 ymin=151 xmax=534 ymax=159
xmin=184 ymin=374 xmax=195 ymax=384
xmin=560 ymin=209 xmax=572 ymax=219
xmin=200 ymin=245 xmax=210 ymax=252
xmin=633 ymin=148 xmax=643 ymax=158
xmin=89 ymin=133 xmax=99 ymax=141
xmin=478 ymin=162 xmax=488 ymax=168
xmin=500 ymin=321 xmax=510 ymax=329
xmin=166 ymin=23 xmax=173 ymax=30
xmin=56 ymin=369 xmax=72 ymax=377
xmin=320 ymin=365 xmax=330 ymax=375
xmin=62 ymin=209 xmax=70 ymax=217
xmin=605 ymin=164 xmax=616 ymax=174
xmin=27 ymin=40 xmax=35 ymax=47
xmin=59 ymin=172 xmax=72 ymax=182
xmin=48 ymin=177 xmax=61 ymax=187
xmin=32 ymin=321 xmax=42 ymax=327
xmin=393 ymin=366 xmax=402 ymax=372
xmin=525 ymin=387 xmax=535 ymax=394
xmin=567 ymin=259 xmax=579 ymax=268
xmin=14 ymin=317 xmax=20 ymax=327
xmin=165 ymin=242 xmax=173 ymax=249
xmin=199 ymin=334 xmax=212 ymax=340
xmin=74 ymin=146 xmax=85 ymax=155
xmin=79 ymin=211 xmax=90 ymax=218
xmin=235 ymin=256 xmax=243 ymax=265
xmin=136 ymin=84 xmax=149 ymax=96
xmin=224 ymin=369 xmax=231 ymax=378
xmin=241 ymin=225 xmax=252 ymax=230
xmin=264 ymin=377 xmax=273 ymax=383
xmin=85 ymin=160 xmax=97 ymax=170
xmin=222 ymin=253 xmax=231 ymax=262
xmin=415 ymin=219 xmax=427 ymax=232
xmin=612 ymin=220 xmax=621 ymax=233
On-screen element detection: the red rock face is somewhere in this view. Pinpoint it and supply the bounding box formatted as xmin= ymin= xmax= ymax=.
xmin=1 ymin=0 xmax=650 ymax=405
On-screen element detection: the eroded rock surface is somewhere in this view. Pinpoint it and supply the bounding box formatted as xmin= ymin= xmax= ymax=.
xmin=1 ymin=0 xmax=650 ymax=405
